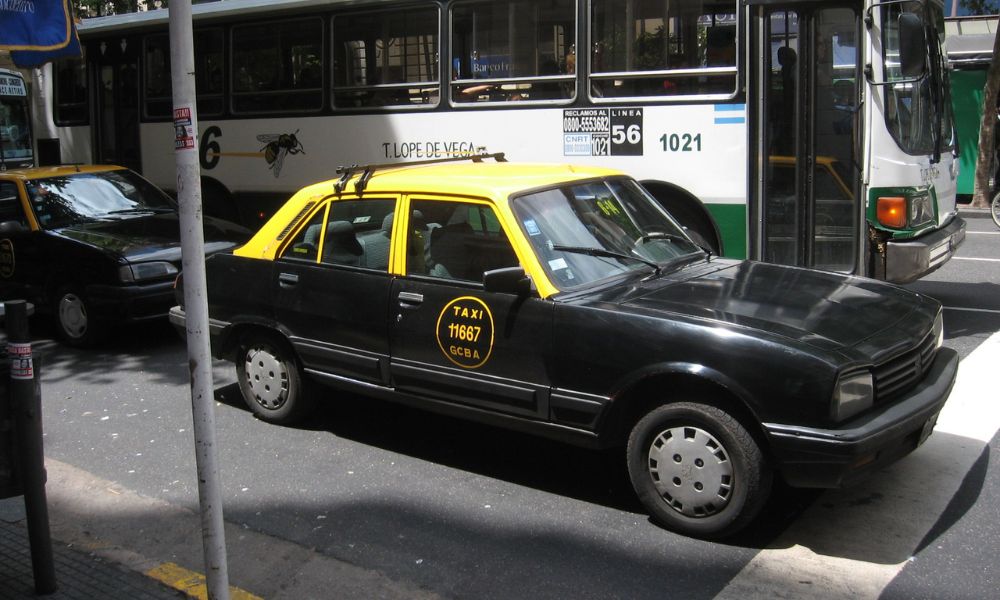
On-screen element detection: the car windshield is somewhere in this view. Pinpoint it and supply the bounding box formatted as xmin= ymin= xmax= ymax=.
xmin=26 ymin=170 xmax=176 ymax=229
xmin=511 ymin=177 xmax=703 ymax=290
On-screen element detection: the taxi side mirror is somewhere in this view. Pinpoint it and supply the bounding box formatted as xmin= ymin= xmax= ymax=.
xmin=0 ymin=221 xmax=27 ymax=233
xmin=483 ymin=266 xmax=533 ymax=297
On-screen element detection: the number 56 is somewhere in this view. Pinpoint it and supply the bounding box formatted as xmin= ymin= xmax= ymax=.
xmin=612 ymin=124 xmax=642 ymax=145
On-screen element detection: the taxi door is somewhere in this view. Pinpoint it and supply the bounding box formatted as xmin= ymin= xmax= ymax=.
xmin=388 ymin=197 xmax=554 ymax=420
xmin=271 ymin=197 xmax=397 ymax=385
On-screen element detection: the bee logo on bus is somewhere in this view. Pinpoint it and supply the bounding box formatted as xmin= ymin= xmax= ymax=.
xmin=257 ymin=131 xmax=305 ymax=178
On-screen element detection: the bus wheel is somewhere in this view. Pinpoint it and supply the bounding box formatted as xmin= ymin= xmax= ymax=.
xmin=53 ymin=287 xmax=106 ymax=347
xmin=201 ymin=179 xmax=240 ymax=224
xmin=236 ymin=332 xmax=313 ymax=424
xmin=626 ymin=402 xmax=771 ymax=539
xmin=640 ymin=182 xmax=722 ymax=255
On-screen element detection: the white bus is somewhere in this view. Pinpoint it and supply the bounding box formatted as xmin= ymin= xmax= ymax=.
xmin=42 ymin=0 xmax=963 ymax=282
xmin=0 ymin=68 xmax=33 ymax=170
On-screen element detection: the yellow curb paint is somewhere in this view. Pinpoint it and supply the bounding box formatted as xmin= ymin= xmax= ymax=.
xmin=145 ymin=562 xmax=262 ymax=600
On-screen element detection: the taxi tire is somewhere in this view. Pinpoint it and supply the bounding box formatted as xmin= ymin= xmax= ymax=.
xmin=626 ymin=402 xmax=771 ymax=539
xmin=236 ymin=332 xmax=313 ymax=424
xmin=53 ymin=287 xmax=106 ymax=347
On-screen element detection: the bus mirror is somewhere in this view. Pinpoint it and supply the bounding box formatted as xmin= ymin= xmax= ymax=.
xmin=897 ymin=13 xmax=926 ymax=78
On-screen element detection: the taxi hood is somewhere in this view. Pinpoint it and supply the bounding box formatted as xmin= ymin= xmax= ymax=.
xmin=623 ymin=260 xmax=936 ymax=351
xmin=52 ymin=213 xmax=250 ymax=262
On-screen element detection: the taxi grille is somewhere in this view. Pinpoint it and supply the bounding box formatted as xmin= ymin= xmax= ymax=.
xmin=873 ymin=329 xmax=938 ymax=401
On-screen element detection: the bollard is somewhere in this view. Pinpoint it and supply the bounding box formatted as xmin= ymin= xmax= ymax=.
xmin=5 ymin=300 xmax=57 ymax=595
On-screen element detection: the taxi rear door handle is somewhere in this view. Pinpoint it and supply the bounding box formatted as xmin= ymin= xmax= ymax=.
xmin=398 ymin=292 xmax=423 ymax=307
xmin=278 ymin=272 xmax=299 ymax=288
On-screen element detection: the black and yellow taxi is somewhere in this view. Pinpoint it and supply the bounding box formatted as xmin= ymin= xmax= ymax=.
xmin=171 ymin=155 xmax=957 ymax=538
xmin=0 ymin=165 xmax=249 ymax=345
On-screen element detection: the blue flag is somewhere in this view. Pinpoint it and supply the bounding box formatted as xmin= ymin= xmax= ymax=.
xmin=0 ymin=0 xmax=82 ymax=67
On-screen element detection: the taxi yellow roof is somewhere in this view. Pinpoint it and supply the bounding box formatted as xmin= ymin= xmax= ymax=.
xmin=306 ymin=161 xmax=625 ymax=202
xmin=0 ymin=164 xmax=125 ymax=181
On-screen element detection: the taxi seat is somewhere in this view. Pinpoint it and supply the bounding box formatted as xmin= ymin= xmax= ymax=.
xmin=322 ymin=221 xmax=363 ymax=266
xmin=358 ymin=213 xmax=393 ymax=270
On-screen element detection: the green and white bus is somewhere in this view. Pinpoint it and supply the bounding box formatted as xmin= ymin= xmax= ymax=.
xmin=40 ymin=0 xmax=964 ymax=282
xmin=0 ymin=68 xmax=33 ymax=170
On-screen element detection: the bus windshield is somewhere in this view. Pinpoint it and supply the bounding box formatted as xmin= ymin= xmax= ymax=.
xmin=512 ymin=177 xmax=703 ymax=290
xmin=0 ymin=72 xmax=33 ymax=167
xmin=881 ymin=1 xmax=954 ymax=157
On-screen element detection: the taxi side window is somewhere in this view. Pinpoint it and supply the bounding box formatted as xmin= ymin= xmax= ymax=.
xmin=409 ymin=199 xmax=519 ymax=282
xmin=280 ymin=199 xmax=397 ymax=270
xmin=0 ymin=182 xmax=27 ymax=229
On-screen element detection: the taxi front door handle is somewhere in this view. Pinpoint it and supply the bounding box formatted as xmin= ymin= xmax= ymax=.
xmin=398 ymin=292 xmax=423 ymax=307
xmin=278 ymin=272 xmax=299 ymax=288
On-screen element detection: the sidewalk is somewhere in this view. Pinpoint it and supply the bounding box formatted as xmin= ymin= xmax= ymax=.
xmin=0 ymin=500 xmax=185 ymax=600
xmin=1 ymin=459 xmax=436 ymax=600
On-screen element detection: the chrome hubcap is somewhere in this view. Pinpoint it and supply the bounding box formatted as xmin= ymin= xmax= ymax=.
xmin=647 ymin=426 xmax=733 ymax=517
xmin=243 ymin=346 xmax=289 ymax=410
xmin=58 ymin=293 xmax=88 ymax=339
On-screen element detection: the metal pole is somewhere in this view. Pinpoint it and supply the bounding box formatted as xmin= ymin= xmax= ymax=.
xmin=168 ymin=2 xmax=231 ymax=598
xmin=7 ymin=300 xmax=56 ymax=595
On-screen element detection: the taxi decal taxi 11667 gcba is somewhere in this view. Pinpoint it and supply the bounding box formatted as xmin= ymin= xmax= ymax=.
xmin=170 ymin=154 xmax=957 ymax=539
xmin=0 ymin=165 xmax=249 ymax=345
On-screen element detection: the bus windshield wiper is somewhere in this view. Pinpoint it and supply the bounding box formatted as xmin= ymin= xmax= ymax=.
xmin=552 ymin=244 xmax=661 ymax=277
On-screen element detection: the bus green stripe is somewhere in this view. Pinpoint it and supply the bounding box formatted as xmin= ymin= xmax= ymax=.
xmin=705 ymin=203 xmax=747 ymax=259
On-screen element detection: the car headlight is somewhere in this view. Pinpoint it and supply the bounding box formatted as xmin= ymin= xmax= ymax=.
xmin=119 ymin=261 xmax=179 ymax=283
xmin=933 ymin=310 xmax=944 ymax=350
xmin=831 ymin=371 xmax=874 ymax=422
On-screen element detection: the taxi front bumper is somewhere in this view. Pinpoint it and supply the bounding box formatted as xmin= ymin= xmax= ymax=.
xmin=764 ymin=346 xmax=958 ymax=488
xmin=86 ymin=280 xmax=176 ymax=322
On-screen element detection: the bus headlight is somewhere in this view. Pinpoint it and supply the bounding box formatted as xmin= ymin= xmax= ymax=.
xmin=119 ymin=261 xmax=179 ymax=283
xmin=831 ymin=371 xmax=874 ymax=422
xmin=909 ymin=192 xmax=934 ymax=227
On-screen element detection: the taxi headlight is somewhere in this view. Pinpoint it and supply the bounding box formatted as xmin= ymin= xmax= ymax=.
xmin=119 ymin=261 xmax=179 ymax=283
xmin=831 ymin=371 xmax=874 ymax=422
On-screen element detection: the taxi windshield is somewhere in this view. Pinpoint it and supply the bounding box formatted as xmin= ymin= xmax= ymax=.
xmin=511 ymin=177 xmax=703 ymax=290
xmin=26 ymin=170 xmax=176 ymax=229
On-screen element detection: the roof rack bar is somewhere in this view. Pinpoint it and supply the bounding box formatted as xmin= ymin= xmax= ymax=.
xmin=334 ymin=152 xmax=507 ymax=194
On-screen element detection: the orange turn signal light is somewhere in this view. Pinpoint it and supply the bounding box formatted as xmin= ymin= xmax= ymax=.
xmin=876 ymin=196 xmax=907 ymax=228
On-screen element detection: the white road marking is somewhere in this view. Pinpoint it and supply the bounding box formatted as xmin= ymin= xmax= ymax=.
xmin=714 ymin=331 xmax=1000 ymax=600
xmin=953 ymin=257 xmax=1000 ymax=262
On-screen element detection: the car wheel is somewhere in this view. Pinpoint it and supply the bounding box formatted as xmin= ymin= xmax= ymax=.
xmin=53 ymin=288 xmax=105 ymax=346
xmin=236 ymin=333 xmax=312 ymax=424
xmin=626 ymin=402 xmax=771 ymax=539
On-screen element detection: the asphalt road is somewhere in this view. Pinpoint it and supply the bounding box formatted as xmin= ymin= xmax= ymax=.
xmin=22 ymin=209 xmax=1000 ymax=599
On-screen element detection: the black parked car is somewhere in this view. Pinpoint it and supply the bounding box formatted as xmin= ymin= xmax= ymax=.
xmin=171 ymin=157 xmax=957 ymax=538
xmin=0 ymin=165 xmax=250 ymax=345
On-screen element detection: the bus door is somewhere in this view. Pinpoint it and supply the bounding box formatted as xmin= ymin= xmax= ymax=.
xmin=90 ymin=36 xmax=142 ymax=173
xmin=749 ymin=3 xmax=864 ymax=274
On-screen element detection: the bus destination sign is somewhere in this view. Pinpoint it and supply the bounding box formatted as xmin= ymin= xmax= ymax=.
xmin=563 ymin=108 xmax=643 ymax=157
xmin=0 ymin=75 xmax=26 ymax=97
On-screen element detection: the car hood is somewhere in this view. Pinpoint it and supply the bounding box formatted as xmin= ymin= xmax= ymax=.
xmin=622 ymin=260 xmax=931 ymax=351
xmin=52 ymin=213 xmax=250 ymax=263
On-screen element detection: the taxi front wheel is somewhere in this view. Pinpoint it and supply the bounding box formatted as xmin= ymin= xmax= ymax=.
xmin=53 ymin=287 xmax=106 ymax=347
xmin=236 ymin=332 xmax=313 ymax=424
xmin=626 ymin=402 xmax=772 ymax=539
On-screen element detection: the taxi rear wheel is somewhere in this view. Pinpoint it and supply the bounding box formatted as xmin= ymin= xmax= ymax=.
xmin=626 ymin=402 xmax=771 ymax=539
xmin=53 ymin=288 xmax=105 ymax=347
xmin=236 ymin=332 xmax=312 ymax=424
